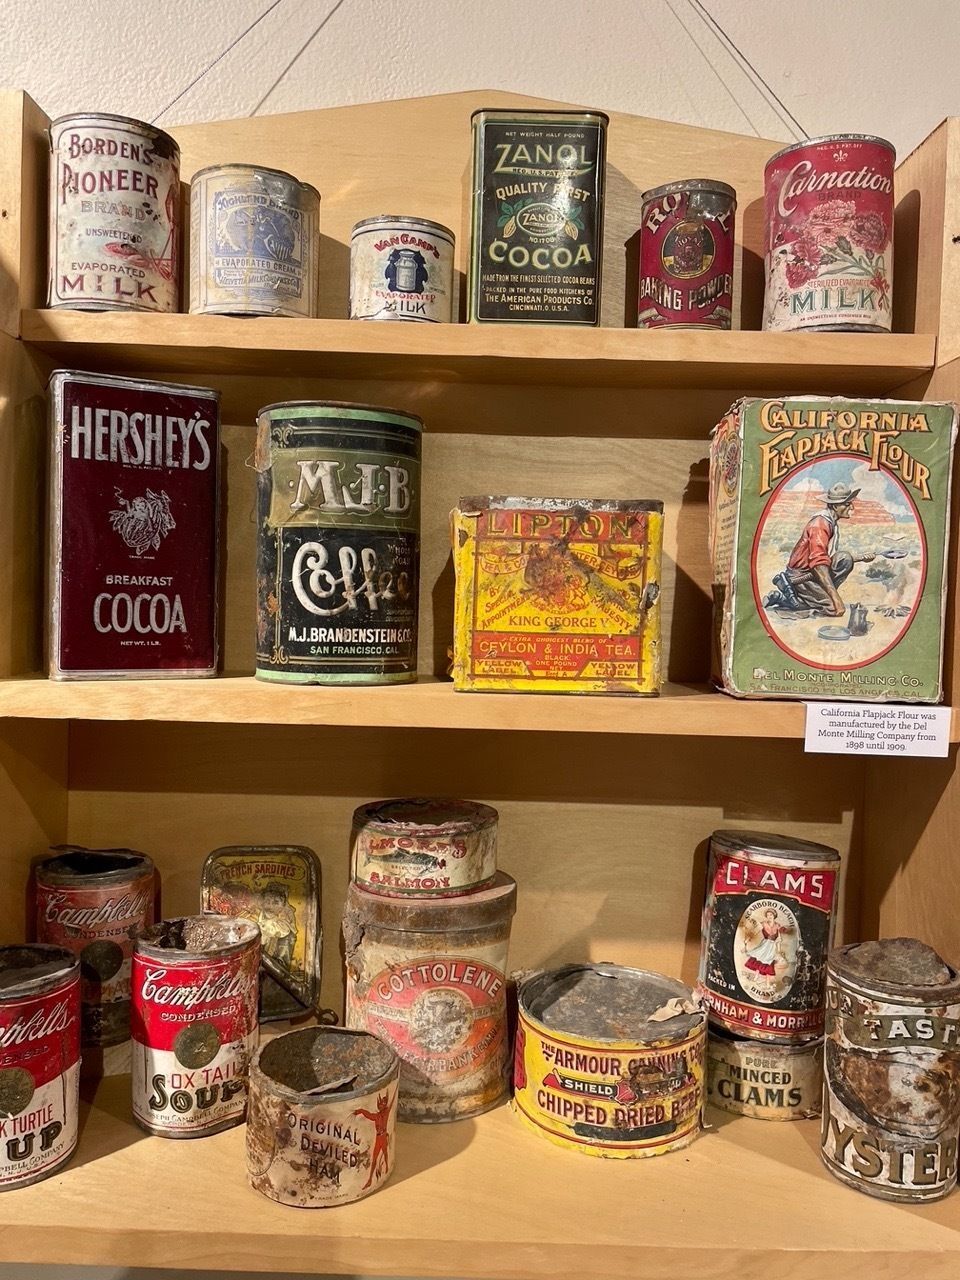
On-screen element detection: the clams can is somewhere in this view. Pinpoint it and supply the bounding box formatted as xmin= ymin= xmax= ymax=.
xmin=247 ymin=1027 xmax=399 ymax=1207
xmin=350 ymin=215 xmax=455 ymax=322
xmin=513 ymin=964 xmax=705 ymax=1158
xmin=822 ymin=938 xmax=960 ymax=1202
xmin=706 ymin=1029 xmax=822 ymax=1120
xmin=638 ymin=180 xmax=736 ymax=329
xmin=131 ymin=915 xmax=260 ymax=1138
xmin=351 ymin=798 xmax=499 ymax=897
xmin=48 ymin=112 xmax=180 ymax=312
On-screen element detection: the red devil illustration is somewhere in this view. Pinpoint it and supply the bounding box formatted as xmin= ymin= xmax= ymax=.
xmin=354 ymin=1091 xmax=394 ymax=1190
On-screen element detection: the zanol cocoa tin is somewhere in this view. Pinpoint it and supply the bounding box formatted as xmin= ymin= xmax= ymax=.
xmin=351 ymin=798 xmax=499 ymax=897
xmin=706 ymin=1028 xmax=822 ymax=1120
xmin=638 ymin=180 xmax=736 ymax=329
xmin=350 ymin=215 xmax=455 ymax=323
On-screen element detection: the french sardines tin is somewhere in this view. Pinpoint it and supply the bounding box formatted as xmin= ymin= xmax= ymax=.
xmin=638 ymin=180 xmax=736 ymax=329
xmin=822 ymin=938 xmax=960 ymax=1202
xmin=469 ymin=109 xmax=607 ymax=325
xmin=350 ymin=215 xmax=455 ymax=322
xmin=706 ymin=1029 xmax=822 ymax=1120
xmin=35 ymin=846 xmax=155 ymax=1047
xmin=255 ymin=401 xmax=422 ymax=684
xmin=189 ymin=163 xmax=320 ymax=318
xmin=698 ymin=831 xmax=839 ymax=1042
xmin=763 ymin=134 xmax=895 ymax=332
xmin=514 ymin=964 xmax=706 ymax=1158
xmin=0 ymin=946 xmax=80 ymax=1191
xmin=131 ymin=915 xmax=260 ymax=1138
xmin=48 ymin=370 xmax=221 ymax=680
xmin=351 ymin=798 xmax=499 ymax=897
xmin=48 ymin=112 xmax=180 ymax=312
xmin=247 ymin=1027 xmax=399 ymax=1207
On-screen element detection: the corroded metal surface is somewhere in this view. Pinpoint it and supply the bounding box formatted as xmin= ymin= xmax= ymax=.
xmin=351 ymin=798 xmax=498 ymax=896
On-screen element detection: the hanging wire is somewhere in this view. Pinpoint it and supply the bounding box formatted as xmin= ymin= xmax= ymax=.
xmin=662 ymin=0 xmax=762 ymax=137
xmin=636 ymin=3 xmax=710 ymax=128
xmin=249 ymin=0 xmax=349 ymax=116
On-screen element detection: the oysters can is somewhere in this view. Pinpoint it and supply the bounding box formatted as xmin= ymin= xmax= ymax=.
xmin=131 ymin=915 xmax=260 ymax=1138
xmin=763 ymin=134 xmax=895 ymax=332
xmin=706 ymin=1029 xmax=822 ymax=1120
xmin=351 ymin=798 xmax=499 ymax=897
xmin=638 ymin=180 xmax=736 ymax=329
xmin=513 ymin=964 xmax=706 ymax=1158
xmin=822 ymin=938 xmax=960 ymax=1202
xmin=350 ymin=215 xmax=455 ymax=322
xmin=247 ymin=1027 xmax=399 ymax=1207
xmin=48 ymin=112 xmax=180 ymax=312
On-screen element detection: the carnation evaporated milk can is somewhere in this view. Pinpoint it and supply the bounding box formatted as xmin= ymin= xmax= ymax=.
xmin=350 ymin=216 xmax=455 ymax=322
xmin=351 ymin=798 xmax=499 ymax=897
xmin=638 ymin=180 xmax=736 ymax=329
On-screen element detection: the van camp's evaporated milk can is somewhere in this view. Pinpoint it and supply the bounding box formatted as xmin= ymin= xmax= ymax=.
xmin=350 ymin=216 xmax=455 ymax=322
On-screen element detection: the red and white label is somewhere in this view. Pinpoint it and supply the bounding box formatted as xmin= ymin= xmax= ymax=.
xmin=713 ymin=853 xmax=836 ymax=913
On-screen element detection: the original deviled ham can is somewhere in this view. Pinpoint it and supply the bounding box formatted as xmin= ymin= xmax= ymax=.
xmin=638 ymin=180 xmax=736 ymax=329
xmin=513 ymin=964 xmax=706 ymax=1157
xmin=763 ymin=134 xmax=895 ymax=332
xmin=350 ymin=215 xmax=455 ymax=322
xmin=351 ymin=798 xmax=499 ymax=897
xmin=48 ymin=112 xmax=180 ymax=312
xmin=822 ymin=938 xmax=960 ymax=1202
xmin=343 ymin=873 xmax=517 ymax=1121
xmin=706 ymin=1028 xmax=823 ymax=1120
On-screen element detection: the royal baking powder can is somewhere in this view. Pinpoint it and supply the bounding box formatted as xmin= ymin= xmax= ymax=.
xmin=638 ymin=180 xmax=736 ymax=329
xmin=350 ymin=216 xmax=455 ymax=322
xmin=351 ymin=798 xmax=499 ymax=896
xmin=131 ymin=915 xmax=260 ymax=1138
xmin=706 ymin=1029 xmax=822 ymax=1120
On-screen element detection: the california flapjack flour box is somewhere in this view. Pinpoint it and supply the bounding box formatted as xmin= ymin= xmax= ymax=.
xmin=709 ymin=397 xmax=957 ymax=701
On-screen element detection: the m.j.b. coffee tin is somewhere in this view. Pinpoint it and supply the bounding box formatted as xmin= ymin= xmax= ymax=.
xmin=351 ymin=798 xmax=499 ymax=897
xmin=706 ymin=1028 xmax=822 ymax=1120
xmin=638 ymin=180 xmax=736 ymax=329
xmin=350 ymin=216 xmax=455 ymax=322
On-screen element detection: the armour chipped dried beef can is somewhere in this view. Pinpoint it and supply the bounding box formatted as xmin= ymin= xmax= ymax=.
xmin=638 ymin=180 xmax=736 ymax=329
xmin=351 ymin=798 xmax=499 ymax=897
xmin=350 ymin=215 xmax=455 ymax=322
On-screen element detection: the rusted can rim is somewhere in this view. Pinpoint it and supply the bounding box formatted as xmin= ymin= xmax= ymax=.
xmin=709 ymin=1026 xmax=823 ymax=1056
xmin=828 ymin=939 xmax=960 ymax=1004
xmin=346 ymin=870 xmax=516 ymax=931
xmin=0 ymin=945 xmax=78 ymax=999
xmin=252 ymin=1027 xmax=398 ymax=1103
xmin=459 ymin=496 xmax=664 ymax=514
xmin=353 ymin=797 xmax=498 ymax=838
xmin=37 ymin=846 xmax=154 ymax=887
xmin=710 ymin=829 xmax=840 ymax=864
xmin=190 ymin=162 xmax=320 ymax=202
xmin=48 ymin=112 xmax=179 ymax=157
xmin=136 ymin=914 xmax=259 ymax=961
xmin=518 ymin=963 xmax=704 ymax=1044
xmin=256 ymin=400 xmax=423 ymax=431
xmin=471 ymin=108 xmax=609 ymax=127
xmin=641 ymin=178 xmax=737 ymax=204
xmin=49 ymin=368 xmax=220 ymax=404
xmin=352 ymin=214 xmax=455 ymax=240
xmin=766 ymin=133 xmax=895 ymax=166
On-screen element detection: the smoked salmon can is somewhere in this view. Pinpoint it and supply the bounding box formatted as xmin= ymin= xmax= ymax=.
xmin=351 ymin=798 xmax=499 ymax=897
xmin=638 ymin=179 xmax=736 ymax=329
xmin=706 ymin=1028 xmax=822 ymax=1120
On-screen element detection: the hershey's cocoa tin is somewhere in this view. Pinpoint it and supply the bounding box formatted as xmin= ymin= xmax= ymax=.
xmin=706 ymin=1028 xmax=822 ymax=1120
xmin=247 ymin=1027 xmax=399 ymax=1207
xmin=350 ymin=215 xmax=455 ymax=322
xmin=255 ymin=400 xmax=422 ymax=684
xmin=822 ymin=938 xmax=960 ymax=1202
xmin=513 ymin=964 xmax=706 ymax=1158
xmin=351 ymin=798 xmax=499 ymax=897
xmin=48 ymin=112 xmax=180 ymax=312
xmin=343 ymin=873 xmax=516 ymax=1122
xmin=698 ymin=830 xmax=840 ymax=1042
xmin=48 ymin=370 xmax=221 ymax=680
xmin=0 ymin=946 xmax=80 ymax=1190
xmin=35 ymin=846 xmax=155 ymax=1047
xmin=763 ymin=134 xmax=895 ymax=332
xmin=638 ymin=180 xmax=736 ymax=329
xmin=131 ymin=915 xmax=260 ymax=1138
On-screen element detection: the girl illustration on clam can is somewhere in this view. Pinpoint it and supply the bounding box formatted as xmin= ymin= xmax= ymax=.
xmin=743 ymin=907 xmax=795 ymax=994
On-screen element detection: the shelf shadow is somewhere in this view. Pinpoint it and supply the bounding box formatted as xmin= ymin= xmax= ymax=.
xmin=390 ymin=1113 xmax=477 ymax=1187
xmin=68 ymin=1073 xmax=149 ymax=1173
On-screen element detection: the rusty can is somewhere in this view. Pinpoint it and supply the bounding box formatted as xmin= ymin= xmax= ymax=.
xmin=343 ymin=872 xmax=517 ymax=1121
xmin=350 ymin=215 xmax=455 ymax=322
xmin=131 ymin=915 xmax=260 ymax=1138
xmin=0 ymin=946 xmax=80 ymax=1190
xmin=638 ymin=180 xmax=736 ymax=329
xmin=48 ymin=112 xmax=180 ymax=312
xmin=247 ymin=1027 xmax=399 ymax=1207
xmin=698 ymin=830 xmax=840 ymax=1043
xmin=763 ymin=134 xmax=895 ymax=332
xmin=513 ymin=964 xmax=706 ymax=1158
xmin=35 ymin=846 xmax=155 ymax=1047
xmin=351 ymin=798 xmax=498 ymax=897
xmin=822 ymin=938 xmax=960 ymax=1202
xmin=706 ymin=1028 xmax=822 ymax=1120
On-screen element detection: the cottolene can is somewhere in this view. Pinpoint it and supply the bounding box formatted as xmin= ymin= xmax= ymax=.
xmin=638 ymin=180 xmax=736 ymax=329
xmin=35 ymin=846 xmax=155 ymax=1047
xmin=706 ymin=1028 xmax=822 ymax=1120
xmin=351 ymin=798 xmax=499 ymax=897
xmin=350 ymin=215 xmax=455 ymax=322
xmin=0 ymin=946 xmax=80 ymax=1190
xmin=513 ymin=964 xmax=706 ymax=1158
xmin=131 ymin=915 xmax=260 ymax=1138
xmin=189 ymin=163 xmax=320 ymax=318
xmin=822 ymin=938 xmax=960 ymax=1202
xmin=763 ymin=134 xmax=895 ymax=333
xmin=255 ymin=400 xmax=422 ymax=684
xmin=247 ymin=1027 xmax=399 ymax=1207
xmin=48 ymin=112 xmax=180 ymax=312
xmin=698 ymin=830 xmax=840 ymax=1042
xmin=343 ymin=873 xmax=517 ymax=1122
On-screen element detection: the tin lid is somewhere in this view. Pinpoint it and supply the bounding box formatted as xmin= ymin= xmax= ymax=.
xmin=710 ymin=829 xmax=840 ymax=863
xmin=352 ymin=797 xmax=498 ymax=837
xmin=351 ymin=214 xmax=455 ymax=240
xmin=345 ymin=871 xmax=517 ymax=931
xmin=519 ymin=963 xmax=703 ymax=1043
xmin=136 ymin=913 xmax=259 ymax=960
xmin=37 ymin=845 xmax=154 ymax=887
xmin=641 ymin=178 xmax=737 ymax=204
xmin=766 ymin=134 xmax=896 ymax=167
xmin=0 ymin=945 xmax=78 ymax=997
xmin=256 ymin=400 xmax=423 ymax=432
xmin=48 ymin=368 xmax=220 ymax=405
xmin=48 ymin=113 xmax=179 ymax=159
xmin=458 ymin=496 xmax=665 ymax=514
xmin=829 ymin=938 xmax=960 ymax=1001
xmin=708 ymin=1024 xmax=823 ymax=1054
xmin=254 ymin=1026 xmax=398 ymax=1101
xmin=190 ymin=162 xmax=320 ymax=201
xmin=471 ymin=107 xmax=609 ymax=127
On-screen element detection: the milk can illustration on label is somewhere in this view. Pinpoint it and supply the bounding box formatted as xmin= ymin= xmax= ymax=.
xmin=638 ymin=180 xmax=736 ymax=329
xmin=706 ymin=1030 xmax=822 ymax=1120
xmin=351 ymin=798 xmax=499 ymax=896
xmin=350 ymin=216 xmax=455 ymax=322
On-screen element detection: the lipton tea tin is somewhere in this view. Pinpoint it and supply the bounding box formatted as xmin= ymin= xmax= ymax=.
xmin=350 ymin=215 xmax=455 ymax=322
xmin=451 ymin=497 xmax=663 ymax=694
xmin=351 ymin=798 xmax=499 ymax=897
xmin=707 ymin=1029 xmax=823 ymax=1120
xmin=638 ymin=179 xmax=736 ymax=329
xmin=709 ymin=396 xmax=958 ymax=702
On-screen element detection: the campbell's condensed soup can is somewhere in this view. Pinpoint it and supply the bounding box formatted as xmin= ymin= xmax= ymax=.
xmin=351 ymin=798 xmax=499 ymax=896
xmin=48 ymin=112 xmax=181 ymax=312
xmin=0 ymin=946 xmax=80 ymax=1191
xmin=350 ymin=216 xmax=455 ymax=322
xmin=638 ymin=180 xmax=736 ymax=329
xmin=131 ymin=915 xmax=260 ymax=1138
xmin=763 ymin=134 xmax=895 ymax=332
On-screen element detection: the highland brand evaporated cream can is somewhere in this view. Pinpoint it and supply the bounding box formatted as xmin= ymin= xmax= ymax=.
xmin=638 ymin=179 xmax=737 ymax=329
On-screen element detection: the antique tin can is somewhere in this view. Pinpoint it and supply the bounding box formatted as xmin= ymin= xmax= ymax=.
xmin=48 ymin=112 xmax=180 ymax=312
xmin=247 ymin=1027 xmax=399 ymax=1207
xmin=343 ymin=873 xmax=517 ymax=1122
xmin=131 ymin=915 xmax=260 ymax=1138
xmin=35 ymin=846 xmax=155 ymax=1047
xmin=469 ymin=109 xmax=607 ymax=325
xmin=48 ymin=369 xmax=221 ymax=680
xmin=698 ymin=830 xmax=840 ymax=1043
xmin=201 ymin=845 xmax=323 ymax=1022
xmin=189 ymin=163 xmax=320 ymax=318
xmin=350 ymin=215 xmax=455 ymax=322
xmin=822 ymin=938 xmax=960 ymax=1202
xmin=255 ymin=400 xmax=422 ymax=684
xmin=638 ymin=180 xmax=736 ymax=329
xmin=351 ymin=798 xmax=499 ymax=897
xmin=451 ymin=497 xmax=663 ymax=694
xmin=513 ymin=964 xmax=705 ymax=1158
xmin=0 ymin=946 xmax=80 ymax=1191
xmin=706 ymin=1029 xmax=822 ymax=1120
xmin=763 ymin=134 xmax=895 ymax=332
xmin=709 ymin=396 xmax=958 ymax=702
